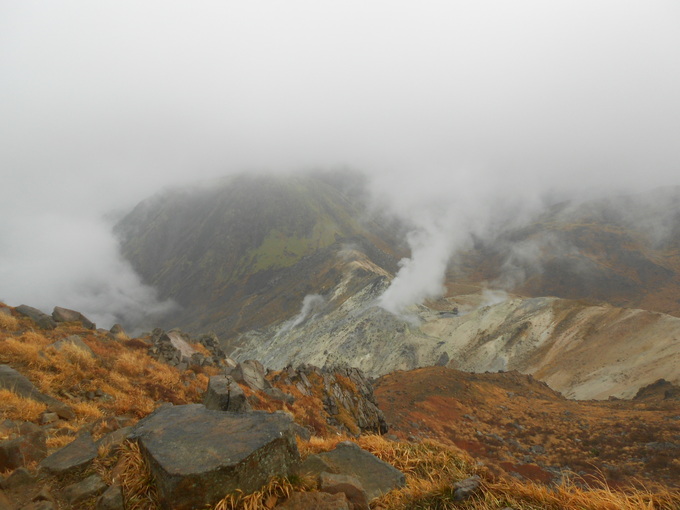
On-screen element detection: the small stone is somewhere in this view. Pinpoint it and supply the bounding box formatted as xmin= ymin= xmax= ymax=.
xmin=319 ymin=472 xmax=369 ymax=510
xmin=96 ymin=483 xmax=125 ymax=510
xmin=0 ymin=467 xmax=35 ymax=489
xmin=453 ymin=475 xmax=481 ymax=502
xmin=203 ymin=376 xmax=251 ymax=413
xmin=33 ymin=488 xmax=55 ymax=502
xmin=39 ymin=412 xmax=59 ymax=426
xmin=64 ymin=474 xmax=107 ymax=505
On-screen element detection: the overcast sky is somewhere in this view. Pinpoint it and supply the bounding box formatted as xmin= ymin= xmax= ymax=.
xmin=2 ymin=2 xmax=680 ymax=324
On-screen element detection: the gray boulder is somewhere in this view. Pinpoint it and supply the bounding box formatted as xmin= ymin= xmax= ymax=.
xmin=109 ymin=323 xmax=128 ymax=338
xmin=315 ymin=442 xmax=405 ymax=501
xmin=15 ymin=305 xmax=56 ymax=330
xmin=0 ymin=365 xmax=74 ymax=420
xmin=63 ymin=474 xmax=107 ymax=505
xmin=231 ymin=360 xmax=271 ymax=392
xmin=319 ymin=472 xmax=369 ymax=510
xmin=148 ymin=329 xmax=198 ymax=367
xmin=39 ymin=432 xmax=98 ymax=475
xmin=52 ymin=306 xmax=95 ymax=330
xmin=0 ymin=422 xmax=46 ymax=471
xmin=453 ymin=475 xmax=481 ymax=502
xmin=128 ymin=404 xmax=300 ymax=509
xmin=203 ymin=376 xmax=252 ymax=412
xmin=50 ymin=335 xmax=94 ymax=357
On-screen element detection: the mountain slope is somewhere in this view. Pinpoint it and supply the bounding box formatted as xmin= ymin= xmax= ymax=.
xmin=374 ymin=366 xmax=680 ymax=488
xmin=236 ymin=270 xmax=680 ymax=400
xmin=451 ymin=186 xmax=680 ymax=316
xmin=115 ymin=171 xmax=403 ymax=342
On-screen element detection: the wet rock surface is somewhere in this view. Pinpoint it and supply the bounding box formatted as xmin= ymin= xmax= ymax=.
xmin=128 ymin=404 xmax=300 ymax=509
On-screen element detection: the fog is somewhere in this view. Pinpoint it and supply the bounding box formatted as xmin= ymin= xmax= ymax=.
xmin=2 ymin=2 xmax=680 ymax=324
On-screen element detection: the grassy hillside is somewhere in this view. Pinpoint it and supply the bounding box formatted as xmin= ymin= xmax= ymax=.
xmin=1 ymin=307 xmax=678 ymax=509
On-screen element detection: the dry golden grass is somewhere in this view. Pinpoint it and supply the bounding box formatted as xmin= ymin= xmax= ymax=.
xmin=46 ymin=435 xmax=75 ymax=450
xmin=70 ymin=400 xmax=105 ymax=423
xmin=0 ymin=389 xmax=47 ymax=421
xmin=119 ymin=440 xmax=160 ymax=510
xmin=353 ymin=435 xmax=680 ymax=510
xmin=214 ymin=477 xmax=299 ymax=510
xmin=0 ymin=312 xmax=19 ymax=330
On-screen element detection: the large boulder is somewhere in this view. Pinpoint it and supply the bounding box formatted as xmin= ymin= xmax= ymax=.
xmin=0 ymin=365 xmax=74 ymax=420
xmin=14 ymin=305 xmax=56 ymax=330
xmin=52 ymin=306 xmax=96 ymax=330
xmin=230 ymin=360 xmax=271 ymax=392
xmin=203 ymin=375 xmax=252 ymax=412
xmin=50 ymin=335 xmax=95 ymax=358
xmin=129 ymin=404 xmax=300 ymax=509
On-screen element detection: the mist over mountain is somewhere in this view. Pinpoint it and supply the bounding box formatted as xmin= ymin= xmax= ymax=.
xmin=110 ymin=170 xmax=680 ymax=401
xmin=115 ymin=170 xmax=404 ymax=340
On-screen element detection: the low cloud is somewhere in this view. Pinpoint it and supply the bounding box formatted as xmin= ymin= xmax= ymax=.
xmin=0 ymin=212 xmax=176 ymax=330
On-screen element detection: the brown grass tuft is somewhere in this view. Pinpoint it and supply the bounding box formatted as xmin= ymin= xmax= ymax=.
xmin=119 ymin=440 xmax=160 ymax=510
xmin=0 ymin=390 xmax=47 ymax=421
xmin=214 ymin=475 xmax=316 ymax=510
xmin=0 ymin=312 xmax=19 ymax=330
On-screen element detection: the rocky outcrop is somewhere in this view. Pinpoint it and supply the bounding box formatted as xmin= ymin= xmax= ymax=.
xmin=14 ymin=305 xmax=56 ymax=330
xmin=52 ymin=306 xmax=95 ymax=330
xmin=272 ymin=365 xmax=387 ymax=435
xmin=229 ymin=360 xmax=271 ymax=391
xmin=0 ymin=365 xmax=74 ymax=420
xmin=633 ymin=378 xmax=680 ymax=401
xmin=128 ymin=404 xmax=300 ymax=509
xmin=203 ymin=375 xmax=252 ymax=412
xmin=148 ymin=329 xmax=227 ymax=369
xmin=197 ymin=333 xmax=227 ymax=358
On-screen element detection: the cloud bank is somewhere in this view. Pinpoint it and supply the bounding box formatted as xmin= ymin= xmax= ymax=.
xmin=2 ymin=1 xmax=680 ymax=323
